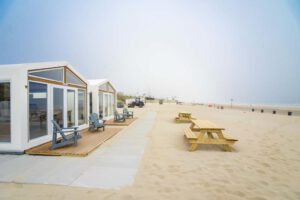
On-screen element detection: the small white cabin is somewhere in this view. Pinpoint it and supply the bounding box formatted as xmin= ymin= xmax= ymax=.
xmin=88 ymin=79 xmax=117 ymax=120
xmin=0 ymin=62 xmax=89 ymax=153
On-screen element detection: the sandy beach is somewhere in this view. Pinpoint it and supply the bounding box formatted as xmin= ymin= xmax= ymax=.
xmin=1 ymin=103 xmax=300 ymax=200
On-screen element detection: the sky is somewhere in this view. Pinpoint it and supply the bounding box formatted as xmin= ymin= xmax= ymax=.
xmin=0 ymin=0 xmax=300 ymax=105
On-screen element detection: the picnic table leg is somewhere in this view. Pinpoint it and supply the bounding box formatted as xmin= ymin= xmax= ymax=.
xmin=215 ymin=130 xmax=231 ymax=151
xmin=189 ymin=143 xmax=198 ymax=151
xmin=189 ymin=130 xmax=205 ymax=151
xmin=223 ymin=144 xmax=231 ymax=152
xmin=207 ymin=132 xmax=214 ymax=139
xmin=215 ymin=130 xmax=225 ymax=139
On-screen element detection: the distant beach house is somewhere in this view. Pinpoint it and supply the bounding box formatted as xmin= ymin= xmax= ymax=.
xmin=88 ymin=79 xmax=117 ymax=120
xmin=0 ymin=62 xmax=89 ymax=153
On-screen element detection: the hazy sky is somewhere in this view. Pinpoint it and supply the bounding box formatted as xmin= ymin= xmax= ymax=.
xmin=0 ymin=0 xmax=300 ymax=104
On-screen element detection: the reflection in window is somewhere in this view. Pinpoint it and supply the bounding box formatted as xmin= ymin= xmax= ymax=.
xmin=29 ymin=68 xmax=64 ymax=82
xmin=99 ymin=92 xmax=103 ymax=119
xmin=67 ymin=89 xmax=75 ymax=127
xmin=29 ymin=82 xmax=48 ymax=140
xmin=53 ymin=88 xmax=64 ymax=127
xmin=78 ymin=89 xmax=86 ymax=125
xmin=0 ymin=82 xmax=11 ymax=142
xmin=66 ymin=70 xmax=85 ymax=86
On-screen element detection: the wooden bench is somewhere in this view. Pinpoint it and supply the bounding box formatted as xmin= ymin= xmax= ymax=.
xmin=184 ymin=127 xmax=197 ymax=140
xmin=223 ymin=133 xmax=238 ymax=143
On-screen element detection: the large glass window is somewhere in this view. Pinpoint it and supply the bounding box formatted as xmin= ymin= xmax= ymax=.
xmin=99 ymin=84 xmax=107 ymax=91
xmin=29 ymin=68 xmax=64 ymax=82
xmin=99 ymin=92 xmax=103 ymax=118
xmin=78 ymin=89 xmax=86 ymax=125
xmin=29 ymin=82 xmax=48 ymax=140
xmin=66 ymin=70 xmax=86 ymax=86
xmin=0 ymin=82 xmax=11 ymax=142
xmin=108 ymin=84 xmax=115 ymax=92
xmin=112 ymin=94 xmax=115 ymax=111
xmin=108 ymin=94 xmax=112 ymax=116
xmin=53 ymin=88 xmax=64 ymax=127
xmin=99 ymin=83 xmax=114 ymax=92
xmin=67 ymin=89 xmax=75 ymax=127
xmin=89 ymin=92 xmax=93 ymax=114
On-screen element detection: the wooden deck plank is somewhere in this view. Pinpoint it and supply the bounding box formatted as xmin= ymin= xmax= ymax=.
xmin=25 ymin=128 xmax=122 ymax=157
xmin=105 ymin=117 xmax=137 ymax=126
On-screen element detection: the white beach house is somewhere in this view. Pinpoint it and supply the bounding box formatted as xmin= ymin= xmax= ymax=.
xmin=88 ymin=79 xmax=117 ymax=120
xmin=0 ymin=62 xmax=89 ymax=153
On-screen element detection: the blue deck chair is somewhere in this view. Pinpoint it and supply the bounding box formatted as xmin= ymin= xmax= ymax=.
xmin=89 ymin=113 xmax=105 ymax=132
xmin=123 ymin=108 xmax=134 ymax=118
xmin=114 ymin=110 xmax=125 ymax=122
xmin=51 ymin=120 xmax=81 ymax=150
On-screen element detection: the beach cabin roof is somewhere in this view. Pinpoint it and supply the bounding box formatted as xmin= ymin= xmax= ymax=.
xmin=88 ymin=79 xmax=116 ymax=92
xmin=0 ymin=61 xmax=88 ymax=85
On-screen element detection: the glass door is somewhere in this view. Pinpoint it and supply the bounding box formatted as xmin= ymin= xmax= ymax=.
xmin=78 ymin=89 xmax=86 ymax=125
xmin=104 ymin=93 xmax=109 ymax=117
xmin=29 ymin=83 xmax=82 ymax=140
xmin=99 ymin=92 xmax=103 ymax=119
xmin=29 ymin=82 xmax=48 ymax=140
xmin=67 ymin=89 xmax=76 ymax=127
xmin=108 ymin=94 xmax=112 ymax=116
xmin=53 ymin=87 xmax=64 ymax=127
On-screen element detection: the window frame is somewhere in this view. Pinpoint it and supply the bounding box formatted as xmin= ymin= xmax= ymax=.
xmin=28 ymin=66 xmax=87 ymax=90
xmin=77 ymin=88 xmax=87 ymax=126
xmin=65 ymin=68 xmax=87 ymax=88
xmin=28 ymin=67 xmax=65 ymax=83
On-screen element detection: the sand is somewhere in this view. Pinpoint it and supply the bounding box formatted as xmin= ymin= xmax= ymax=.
xmin=1 ymin=103 xmax=300 ymax=200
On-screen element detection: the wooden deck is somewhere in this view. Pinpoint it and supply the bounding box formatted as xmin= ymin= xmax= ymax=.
xmin=105 ymin=117 xmax=137 ymax=126
xmin=25 ymin=128 xmax=122 ymax=157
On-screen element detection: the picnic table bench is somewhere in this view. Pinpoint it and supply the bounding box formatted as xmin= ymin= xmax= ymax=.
xmin=184 ymin=119 xmax=238 ymax=152
xmin=175 ymin=111 xmax=195 ymax=123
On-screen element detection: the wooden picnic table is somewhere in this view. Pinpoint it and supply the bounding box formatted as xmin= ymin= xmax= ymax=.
xmin=184 ymin=119 xmax=237 ymax=152
xmin=179 ymin=111 xmax=192 ymax=117
xmin=175 ymin=111 xmax=195 ymax=123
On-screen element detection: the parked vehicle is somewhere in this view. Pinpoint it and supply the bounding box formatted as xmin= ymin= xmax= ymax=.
xmin=128 ymin=102 xmax=135 ymax=108
xmin=135 ymin=98 xmax=145 ymax=107
xmin=117 ymin=102 xmax=124 ymax=108
xmin=128 ymin=98 xmax=145 ymax=108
